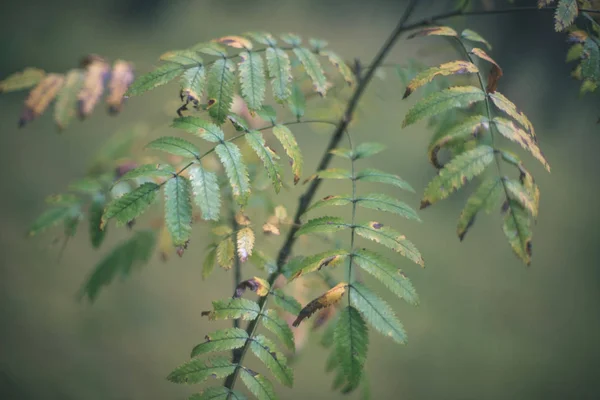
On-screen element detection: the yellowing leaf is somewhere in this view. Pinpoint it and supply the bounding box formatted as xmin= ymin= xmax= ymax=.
xmin=493 ymin=117 xmax=550 ymax=171
xmin=214 ymin=35 xmax=253 ymax=49
xmin=272 ymin=124 xmax=303 ymax=184
xmin=107 ymin=60 xmax=134 ymax=114
xmin=489 ymin=91 xmax=536 ymax=139
xmin=321 ymin=50 xmax=355 ymax=86
xmin=217 ymin=237 xmax=234 ymax=270
xmin=403 ymin=60 xmax=478 ymax=98
xmin=461 ymin=29 xmax=492 ymax=50
xmin=469 ymin=48 xmax=503 ymax=93
xmin=236 ymin=226 xmax=255 ymax=262
xmin=54 ymin=69 xmax=85 ymax=130
xmin=78 ymin=56 xmax=110 ymax=118
xmin=19 ymin=73 xmax=64 ymax=127
xmin=292 ymin=282 xmax=347 ymax=327
xmin=0 ymin=68 xmax=45 ymax=93
xmin=234 ymin=276 xmax=270 ymax=298
xmin=407 ymin=26 xmax=458 ymax=39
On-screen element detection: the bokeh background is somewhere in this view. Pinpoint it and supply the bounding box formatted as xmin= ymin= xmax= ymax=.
xmin=1 ymin=0 xmax=600 ymax=399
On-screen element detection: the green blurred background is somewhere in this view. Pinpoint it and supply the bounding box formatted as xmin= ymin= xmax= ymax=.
xmin=1 ymin=1 xmax=600 ymax=399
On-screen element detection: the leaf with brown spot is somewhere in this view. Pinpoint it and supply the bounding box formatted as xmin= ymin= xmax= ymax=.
xmin=489 ymin=91 xmax=536 ymax=140
xmin=236 ymin=227 xmax=255 ymax=262
xmin=214 ymin=35 xmax=253 ymax=49
xmin=407 ymin=26 xmax=458 ymax=39
xmin=234 ymin=276 xmax=270 ymax=298
xmin=503 ymin=200 xmax=533 ymax=265
xmin=457 ymin=177 xmax=503 ymax=241
xmin=403 ymin=60 xmax=478 ymax=98
xmin=19 ymin=73 xmax=64 ymax=127
xmin=106 ymin=60 xmax=134 ymax=114
xmin=427 ymin=115 xmax=489 ymax=168
xmin=285 ymin=249 xmax=350 ymax=280
xmin=0 ymin=68 xmax=45 ymax=93
xmin=78 ymin=57 xmax=110 ymax=118
xmin=493 ymin=117 xmax=550 ymax=171
xmin=292 ymin=282 xmax=348 ymax=327
xmin=469 ymin=48 xmax=503 ymax=93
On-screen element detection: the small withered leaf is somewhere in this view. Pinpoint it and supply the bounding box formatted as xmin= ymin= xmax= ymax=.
xmin=214 ymin=35 xmax=253 ymax=49
xmin=233 ymin=276 xmax=270 ymax=298
xmin=292 ymin=282 xmax=347 ymax=327
xmin=107 ymin=60 xmax=134 ymax=114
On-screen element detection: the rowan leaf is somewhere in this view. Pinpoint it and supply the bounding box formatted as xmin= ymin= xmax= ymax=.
xmin=293 ymin=282 xmax=348 ymax=327
xmin=349 ymin=282 xmax=406 ymax=344
xmin=172 ymin=116 xmax=224 ymax=143
xmin=238 ymin=51 xmax=266 ymax=110
xmin=288 ymin=83 xmax=305 ymax=118
xmin=115 ymin=164 xmax=176 ymax=185
xmin=504 ymin=179 xmax=538 ymax=218
xmin=293 ymin=47 xmax=331 ymax=95
xmin=286 ymin=249 xmax=350 ymax=280
xmin=190 ymin=327 xmax=248 ymax=358
xmin=106 ymin=60 xmax=134 ymax=113
xmin=321 ymin=50 xmax=355 ymax=85
xmin=215 ymin=35 xmax=253 ymax=49
xmin=461 ymin=29 xmax=492 ymax=50
xmin=581 ymin=38 xmax=600 ymax=85
xmin=421 ymin=145 xmax=495 ymax=208
xmin=126 ymin=62 xmax=182 ymax=96
xmin=354 ymin=222 xmax=424 ymax=266
xmin=28 ymin=206 xmax=73 ymax=236
xmin=77 ymin=57 xmax=110 ymax=118
xmin=215 ymin=142 xmax=250 ymax=204
xmin=493 ymin=117 xmax=550 ymax=171
xmin=192 ymin=42 xmax=228 ymax=57
xmin=240 ymin=369 xmax=276 ymax=400
xmin=19 ymin=74 xmax=64 ymax=127
xmin=266 ymin=47 xmax=292 ymax=102
xmin=89 ymin=193 xmax=107 ymax=248
xmin=295 ymin=216 xmax=349 ymax=237
xmin=0 ymin=67 xmax=45 ymax=93
xmin=315 ymin=168 xmax=352 ymax=180
xmin=245 ymin=130 xmax=283 ymax=193
xmin=503 ymin=200 xmax=533 ymax=265
xmin=356 ymin=194 xmax=421 ymax=221
xmin=428 ymin=115 xmax=489 ymax=168
xmin=407 ymin=26 xmax=458 ymax=39
xmin=181 ymin=64 xmax=205 ymax=105
xmin=355 ymin=169 xmax=415 ymax=192
xmin=164 ymin=176 xmax=193 ymax=247
xmin=79 ymin=230 xmax=156 ymax=301
xmin=353 ymin=142 xmax=387 ymax=159
xmin=353 ymin=249 xmax=418 ymax=305
xmin=236 ymin=227 xmax=255 ymax=262
xmin=159 ymin=50 xmax=203 ymax=65
xmin=189 ymin=387 xmax=246 ymax=400
xmin=334 ymin=306 xmax=368 ymax=392
xmin=457 ymin=177 xmax=503 ymax=241
xmin=403 ymin=61 xmax=478 ymax=98
xmin=245 ymin=31 xmax=278 ymax=46
xmin=216 ymin=237 xmax=235 ymax=270
xmin=101 ymin=182 xmax=159 ymax=228
xmin=54 ymin=69 xmax=84 ymax=130
xmin=469 ymin=48 xmax=503 ymax=93
xmin=262 ymin=309 xmax=295 ymax=351
xmin=489 ymin=91 xmax=535 ymax=138
xmin=250 ymin=335 xmax=293 ymax=387
xmin=146 ymin=136 xmax=200 ymax=159
xmin=207 ymin=58 xmax=236 ymax=124
xmin=167 ymin=356 xmax=237 ymax=384
xmin=208 ymin=298 xmax=261 ymax=321
xmin=554 ymin=0 xmax=578 ymax=31
xmin=402 ymin=86 xmax=486 ymax=128
xmin=202 ymin=245 xmax=217 ymax=279
xmin=272 ymin=124 xmax=303 ymax=184
xmin=189 ymin=164 xmax=221 ymax=221
xmin=271 ymin=289 xmax=302 ymax=315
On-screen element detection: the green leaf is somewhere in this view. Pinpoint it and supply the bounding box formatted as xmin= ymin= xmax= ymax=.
xmin=215 ymin=142 xmax=250 ymax=204
xmin=172 ymin=116 xmax=225 ymax=143
xmin=403 ymin=61 xmax=478 ymax=98
xmin=190 ymin=327 xmax=248 ymax=357
xmin=189 ymin=387 xmax=246 ymax=400
xmin=246 ymin=31 xmax=278 ymax=46
xmin=54 ymin=69 xmax=84 ymax=130
xmin=245 ymin=130 xmax=283 ymax=193
xmin=316 ymin=168 xmax=352 ymax=180
xmin=427 ymin=115 xmax=489 ymax=167
xmin=554 ymin=0 xmax=578 ymax=31
xmin=189 ymin=165 xmax=221 ymax=221
xmin=286 ymin=249 xmax=350 ymax=279
xmin=68 ymin=178 xmax=103 ymax=194
xmin=28 ymin=206 xmax=72 ymax=236
xmin=207 ymin=58 xmax=235 ymax=124
xmin=306 ymin=195 xmax=353 ymax=213
xmin=504 ymin=179 xmax=538 ymax=218
xmin=461 ymin=29 xmax=492 ymax=50
xmin=295 ymin=216 xmax=349 ymax=237
xmin=355 ymin=169 xmax=415 ymax=192
xmin=293 ymin=47 xmax=331 ymax=95
xmin=101 ymin=182 xmax=159 ymax=228
xmin=266 ymin=47 xmax=292 ymax=102
xmin=146 ymin=136 xmax=200 ymax=159
xmin=272 ymin=124 xmax=303 ymax=184
xmin=309 ymin=38 xmax=328 ymax=51
xmin=355 ymin=222 xmax=424 ymax=266
xmin=503 ymin=200 xmax=532 ymax=265
xmin=89 ymin=193 xmax=107 ymax=248
xmin=250 ymin=335 xmax=293 ymax=387
xmin=159 ymin=50 xmax=203 ymax=65
xmin=202 ymin=245 xmax=217 ymax=279
xmin=356 ymin=194 xmax=420 ymax=221
xmin=262 ymin=309 xmax=295 ymax=351
xmin=240 ymin=369 xmax=276 ymax=400
xmin=255 ymin=105 xmax=277 ymax=124
xmin=271 ymin=289 xmax=302 ymax=315
xmin=209 ymin=298 xmax=260 ymax=321
xmin=353 ymin=249 xmax=418 ymax=305
xmin=334 ymin=306 xmax=368 ymax=392
xmin=281 ymin=33 xmax=302 ymax=46
xmin=354 ymin=142 xmax=387 ymax=159
xmin=192 ymin=42 xmax=228 ymax=57
xmin=321 ymin=50 xmax=355 ymax=85
xmin=582 ymin=38 xmax=600 ymax=84
xmin=421 ymin=145 xmax=495 ymax=208
xmin=126 ymin=63 xmax=183 ymax=96
xmin=239 ymin=51 xmax=266 ymax=110
xmin=79 ymin=230 xmax=156 ymax=301
xmin=180 ymin=65 xmax=205 ymax=103
xmin=167 ymin=356 xmax=236 ymax=384
xmin=0 ymin=67 xmax=45 ymax=93
xmin=287 ymin=83 xmax=305 ymax=118
xmin=164 ymin=176 xmax=193 ymax=247
xmin=349 ymin=282 xmax=406 ymax=344
xmin=64 ymin=208 xmax=82 ymax=237
xmin=566 ymin=43 xmax=584 ymax=62
xmin=457 ymin=177 xmax=503 ymax=241
xmin=115 ymin=164 xmax=176 ymax=185
xmin=402 ymin=86 xmax=485 ymax=128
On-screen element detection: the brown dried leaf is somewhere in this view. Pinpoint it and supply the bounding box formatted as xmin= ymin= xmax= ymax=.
xmin=235 ymin=213 xmax=251 ymax=226
xmin=107 ymin=60 xmax=134 ymax=114
xmin=236 ymin=227 xmax=255 ymax=262
xmin=292 ymin=282 xmax=347 ymax=327
xmin=234 ymin=276 xmax=270 ymax=298
xmin=262 ymin=222 xmax=281 ymax=235
xmin=214 ymin=35 xmax=253 ymax=50
xmin=470 ymin=48 xmax=503 ymax=93
xmin=19 ymin=73 xmax=64 ymax=127
xmin=78 ymin=56 xmax=110 ymax=118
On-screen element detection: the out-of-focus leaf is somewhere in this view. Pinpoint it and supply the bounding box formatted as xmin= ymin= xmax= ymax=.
xmin=164 ymin=176 xmax=193 ymax=247
xmin=54 ymin=69 xmax=85 ymax=130
xmin=0 ymin=68 xmax=45 ymax=93
xmin=293 ymin=47 xmax=331 ymax=96
xmin=107 ymin=60 xmax=134 ymax=113
xmin=19 ymin=74 xmax=64 ymax=127
xmin=101 ymin=182 xmax=159 ymax=228
xmin=78 ymin=56 xmax=110 ymax=118
xmin=403 ymin=61 xmax=478 ymax=98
